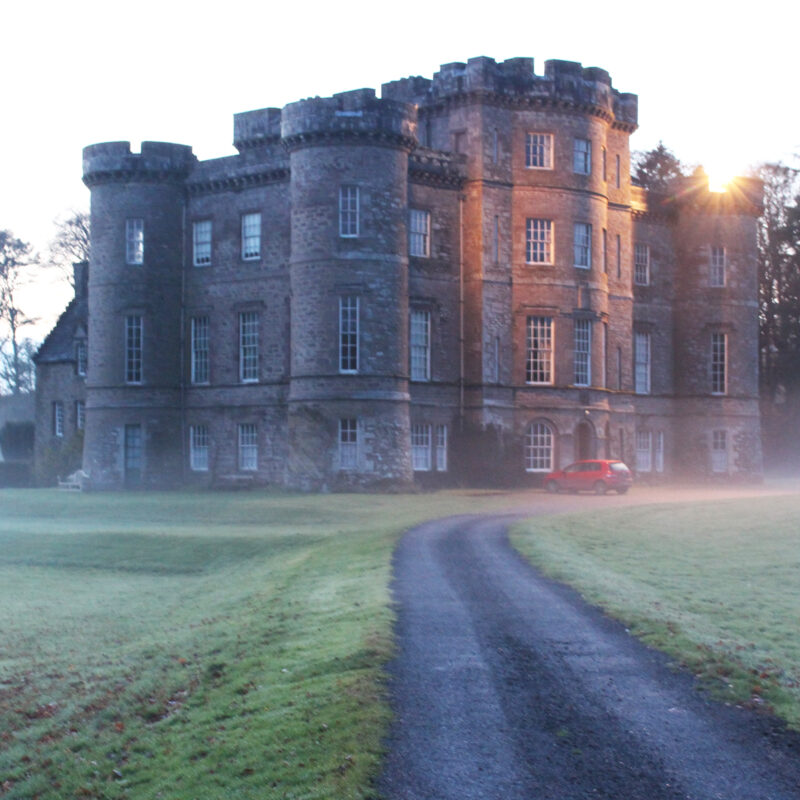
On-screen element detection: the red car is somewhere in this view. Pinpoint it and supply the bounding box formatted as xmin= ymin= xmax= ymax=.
xmin=544 ymin=459 xmax=633 ymax=495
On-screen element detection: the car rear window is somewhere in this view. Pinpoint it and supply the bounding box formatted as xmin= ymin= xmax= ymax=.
xmin=609 ymin=462 xmax=630 ymax=473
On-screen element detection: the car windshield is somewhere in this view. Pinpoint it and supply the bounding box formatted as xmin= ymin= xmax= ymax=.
xmin=609 ymin=462 xmax=630 ymax=473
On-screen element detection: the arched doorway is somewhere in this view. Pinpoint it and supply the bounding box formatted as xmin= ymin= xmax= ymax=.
xmin=575 ymin=421 xmax=594 ymax=460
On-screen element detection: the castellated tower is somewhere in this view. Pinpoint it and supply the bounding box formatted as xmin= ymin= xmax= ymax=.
xmin=282 ymin=91 xmax=417 ymax=489
xmin=82 ymin=142 xmax=195 ymax=488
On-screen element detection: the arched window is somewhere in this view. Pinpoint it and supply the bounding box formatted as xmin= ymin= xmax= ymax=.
xmin=525 ymin=422 xmax=553 ymax=472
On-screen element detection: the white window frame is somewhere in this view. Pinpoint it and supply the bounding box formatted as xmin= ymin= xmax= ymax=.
xmin=191 ymin=316 xmax=209 ymax=385
xmin=634 ymin=243 xmax=650 ymax=286
xmin=53 ymin=401 xmax=64 ymax=438
xmin=75 ymin=340 xmax=87 ymax=377
xmin=711 ymin=332 xmax=727 ymax=395
xmin=634 ymin=331 xmax=651 ymax=395
xmin=193 ymin=220 xmax=212 ymax=267
xmin=525 ymin=133 xmax=553 ymax=169
xmin=339 ymin=296 xmax=359 ymax=374
xmin=526 ymin=316 xmax=553 ymax=385
xmin=710 ymin=246 xmax=726 ymax=287
xmin=525 ymin=422 xmax=553 ymax=472
xmin=574 ymin=319 xmax=591 ymax=386
xmin=242 ymin=212 xmax=261 ymax=260
xmin=125 ymin=315 xmax=143 ymax=384
xmin=573 ymin=138 xmax=591 ymax=175
xmin=654 ymin=431 xmax=664 ymax=473
xmin=573 ymin=223 xmax=592 ymax=269
xmin=409 ymin=209 xmax=431 ymax=257
xmin=636 ymin=430 xmax=652 ymax=473
xmin=190 ymin=425 xmax=209 ymax=472
xmin=711 ymin=430 xmax=728 ymax=473
xmin=239 ymin=311 xmax=259 ymax=384
xmin=238 ymin=423 xmax=258 ymax=471
xmin=410 ymin=309 xmax=431 ymax=381
xmin=411 ymin=423 xmax=432 ymax=471
xmin=126 ymin=218 xmax=143 ymax=265
xmin=526 ymin=219 xmax=553 ymax=264
xmin=339 ymin=418 xmax=358 ymax=470
xmin=435 ymin=424 xmax=448 ymax=472
xmin=339 ymin=186 xmax=359 ymax=238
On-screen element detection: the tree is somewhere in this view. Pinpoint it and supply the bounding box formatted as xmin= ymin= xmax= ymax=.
xmin=0 ymin=230 xmax=37 ymax=394
xmin=48 ymin=210 xmax=90 ymax=288
xmin=632 ymin=141 xmax=686 ymax=192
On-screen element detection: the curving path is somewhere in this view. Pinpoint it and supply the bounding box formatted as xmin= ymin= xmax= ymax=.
xmin=378 ymin=514 xmax=800 ymax=800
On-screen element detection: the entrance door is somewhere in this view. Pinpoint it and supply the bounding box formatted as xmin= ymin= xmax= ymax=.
xmin=576 ymin=421 xmax=594 ymax=460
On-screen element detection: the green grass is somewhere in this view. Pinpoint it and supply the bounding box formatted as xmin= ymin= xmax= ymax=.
xmin=510 ymin=495 xmax=800 ymax=727
xmin=0 ymin=489 xmax=524 ymax=800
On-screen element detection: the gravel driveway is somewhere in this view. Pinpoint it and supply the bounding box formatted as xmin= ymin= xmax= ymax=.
xmin=378 ymin=512 xmax=800 ymax=800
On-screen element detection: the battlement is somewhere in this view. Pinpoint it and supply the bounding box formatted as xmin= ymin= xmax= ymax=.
xmin=82 ymin=141 xmax=195 ymax=186
xmin=382 ymin=55 xmax=637 ymax=128
xmin=281 ymin=89 xmax=417 ymax=150
xmin=234 ymin=107 xmax=282 ymax=151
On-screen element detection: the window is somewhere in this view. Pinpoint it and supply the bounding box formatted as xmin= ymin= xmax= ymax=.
xmin=75 ymin=340 xmax=87 ymax=377
xmin=525 ymin=133 xmax=553 ymax=169
xmin=492 ymin=128 xmax=498 ymax=163
xmin=525 ymin=422 xmax=553 ymax=472
xmin=710 ymin=246 xmax=726 ymax=287
xmin=526 ymin=219 xmax=553 ymax=264
xmin=615 ymin=154 xmax=621 ymax=188
xmin=711 ymin=332 xmax=727 ymax=395
xmin=493 ymin=335 xmax=501 ymax=383
xmin=125 ymin=315 xmax=142 ymax=384
xmin=654 ymin=431 xmax=664 ymax=473
xmin=526 ymin=316 xmax=553 ymax=384
xmin=574 ymin=319 xmax=591 ymax=386
xmin=602 ymin=146 xmax=607 ymax=181
xmin=411 ymin=423 xmax=432 ymax=471
xmin=634 ymin=331 xmax=651 ymax=394
xmin=193 ymin=220 xmax=212 ymax=266
xmin=339 ymin=296 xmax=359 ymax=373
xmin=601 ymin=322 xmax=608 ymax=388
xmin=616 ymin=233 xmax=621 ymax=278
xmin=339 ymin=418 xmax=358 ymax=470
xmin=602 ymin=228 xmax=608 ymax=274
xmin=493 ymin=216 xmax=499 ymax=263
xmin=190 ymin=425 xmax=209 ymax=471
xmin=436 ymin=424 xmax=448 ymax=472
xmin=191 ymin=316 xmax=209 ymax=384
xmin=410 ymin=309 xmax=431 ymax=381
xmin=126 ymin=219 xmax=143 ymax=265
xmin=636 ymin=430 xmax=652 ymax=472
xmin=242 ymin=213 xmax=261 ymax=260
xmin=634 ymin=243 xmax=650 ymax=285
xmin=339 ymin=186 xmax=359 ymax=237
xmin=573 ymin=223 xmax=592 ymax=269
xmin=409 ymin=209 xmax=431 ymax=257
xmin=239 ymin=311 xmax=258 ymax=383
xmin=76 ymin=401 xmax=85 ymax=431
xmin=238 ymin=423 xmax=257 ymax=471
xmin=712 ymin=430 xmax=728 ymax=472
xmin=124 ymin=424 xmax=143 ymax=480
xmin=573 ymin=138 xmax=591 ymax=174
xmin=53 ymin=402 xmax=64 ymax=438
xmin=616 ymin=347 xmax=622 ymax=391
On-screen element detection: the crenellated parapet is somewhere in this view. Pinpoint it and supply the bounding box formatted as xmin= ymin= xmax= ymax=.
xmin=409 ymin=146 xmax=465 ymax=188
xmin=281 ymin=89 xmax=417 ymax=151
xmin=82 ymin=141 xmax=195 ymax=187
xmin=233 ymin=107 xmax=282 ymax=151
xmin=382 ymin=55 xmax=638 ymax=130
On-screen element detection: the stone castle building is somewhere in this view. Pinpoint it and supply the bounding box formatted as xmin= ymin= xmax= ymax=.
xmin=34 ymin=55 xmax=764 ymax=489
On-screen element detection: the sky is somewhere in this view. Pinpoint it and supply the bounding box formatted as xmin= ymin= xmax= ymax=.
xmin=3 ymin=0 xmax=798 ymax=338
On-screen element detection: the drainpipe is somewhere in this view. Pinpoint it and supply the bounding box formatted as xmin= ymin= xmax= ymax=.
xmin=459 ymin=192 xmax=465 ymax=431
xmin=179 ymin=202 xmax=187 ymax=484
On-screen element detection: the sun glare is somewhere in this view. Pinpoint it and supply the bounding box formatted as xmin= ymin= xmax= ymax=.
xmin=705 ymin=163 xmax=739 ymax=194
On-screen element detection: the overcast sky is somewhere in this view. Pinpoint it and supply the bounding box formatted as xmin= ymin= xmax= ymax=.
xmin=3 ymin=0 xmax=798 ymax=337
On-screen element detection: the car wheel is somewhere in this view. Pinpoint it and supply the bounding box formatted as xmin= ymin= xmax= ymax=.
xmin=593 ymin=481 xmax=607 ymax=495
xmin=616 ymin=487 xmax=629 ymax=495
xmin=545 ymin=480 xmax=560 ymax=494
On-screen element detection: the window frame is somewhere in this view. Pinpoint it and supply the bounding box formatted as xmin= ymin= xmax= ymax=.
xmin=711 ymin=332 xmax=727 ymax=395
xmin=191 ymin=316 xmax=210 ymax=385
xmin=711 ymin=429 xmax=728 ymax=472
xmin=339 ymin=185 xmax=359 ymax=238
xmin=125 ymin=314 xmax=143 ymax=385
xmin=238 ymin=311 xmax=259 ymax=384
xmin=574 ymin=318 xmax=591 ymax=386
xmin=573 ymin=222 xmax=592 ymax=269
xmin=411 ymin=423 xmax=432 ymax=471
xmin=435 ymin=424 xmax=448 ymax=472
xmin=526 ymin=218 xmax=553 ymax=265
xmin=238 ymin=423 xmax=258 ymax=472
xmin=710 ymin=246 xmax=726 ymax=287
xmin=53 ymin=401 xmax=64 ymax=438
xmin=634 ymin=331 xmax=651 ymax=395
xmin=192 ymin=220 xmax=212 ymax=267
xmin=75 ymin=340 xmax=87 ymax=377
xmin=634 ymin=243 xmax=650 ymax=286
xmin=125 ymin=218 xmax=144 ymax=265
xmin=409 ymin=209 xmax=431 ymax=257
xmin=636 ymin=430 xmax=652 ymax=473
xmin=339 ymin=296 xmax=359 ymax=374
xmin=190 ymin=424 xmax=210 ymax=472
xmin=339 ymin=418 xmax=358 ymax=470
xmin=241 ymin=212 xmax=262 ymax=261
xmin=573 ymin=138 xmax=591 ymax=175
xmin=526 ymin=316 xmax=554 ymax=385
xmin=525 ymin=422 xmax=553 ymax=472
xmin=410 ymin=308 xmax=431 ymax=382
xmin=525 ymin=132 xmax=553 ymax=170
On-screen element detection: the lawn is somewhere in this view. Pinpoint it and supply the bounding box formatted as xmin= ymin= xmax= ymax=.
xmin=510 ymin=494 xmax=800 ymax=727
xmin=0 ymin=489 xmax=524 ymax=800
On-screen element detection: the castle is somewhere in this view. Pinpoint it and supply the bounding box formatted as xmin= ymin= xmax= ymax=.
xmin=34 ymin=55 xmax=764 ymax=489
